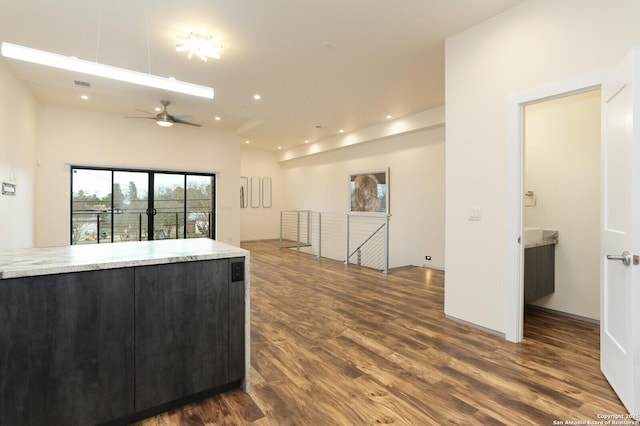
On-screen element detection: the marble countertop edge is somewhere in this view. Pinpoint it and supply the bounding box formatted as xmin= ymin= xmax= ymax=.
xmin=0 ymin=239 xmax=249 ymax=280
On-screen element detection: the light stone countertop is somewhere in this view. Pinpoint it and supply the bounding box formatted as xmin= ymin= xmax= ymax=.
xmin=524 ymin=230 xmax=559 ymax=249
xmin=0 ymin=238 xmax=249 ymax=279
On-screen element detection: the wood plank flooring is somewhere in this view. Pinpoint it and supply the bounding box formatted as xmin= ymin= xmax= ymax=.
xmin=132 ymin=239 xmax=626 ymax=425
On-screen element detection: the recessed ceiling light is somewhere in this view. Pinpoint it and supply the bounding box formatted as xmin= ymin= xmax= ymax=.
xmin=245 ymin=140 xmax=250 ymax=144
xmin=277 ymin=146 xmax=282 ymax=150
xmin=80 ymin=95 xmax=89 ymax=100
xmin=386 ymin=115 xmax=392 ymax=119
xmin=339 ymin=129 xmax=344 ymax=133
xmin=253 ymin=94 xmax=261 ymax=100
xmin=214 ymin=116 xmax=221 ymax=121
xmin=304 ymin=140 xmax=309 ymax=144
xmin=154 ymin=107 xmax=162 ymax=112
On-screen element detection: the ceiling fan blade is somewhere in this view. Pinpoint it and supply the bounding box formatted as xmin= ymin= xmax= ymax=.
xmin=173 ymin=117 xmax=202 ymax=127
xmin=172 ymin=114 xmax=193 ymax=120
xmin=135 ymin=108 xmax=156 ymax=115
xmin=126 ymin=116 xmax=157 ymax=120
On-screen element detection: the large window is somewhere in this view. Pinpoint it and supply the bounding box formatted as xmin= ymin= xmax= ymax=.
xmin=71 ymin=167 xmax=215 ymax=245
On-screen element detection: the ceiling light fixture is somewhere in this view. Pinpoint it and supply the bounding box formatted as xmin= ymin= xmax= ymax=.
xmin=176 ymin=33 xmax=223 ymax=62
xmin=1 ymin=42 xmax=214 ymax=99
xmin=156 ymin=117 xmax=173 ymax=128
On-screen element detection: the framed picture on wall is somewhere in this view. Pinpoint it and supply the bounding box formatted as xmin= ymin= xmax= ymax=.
xmin=349 ymin=168 xmax=389 ymax=213
xmin=240 ymin=177 xmax=248 ymax=208
xmin=250 ymin=177 xmax=261 ymax=208
xmin=262 ymin=177 xmax=272 ymax=208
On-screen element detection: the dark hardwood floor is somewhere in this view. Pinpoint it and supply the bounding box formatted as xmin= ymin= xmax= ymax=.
xmin=133 ymin=239 xmax=626 ymax=425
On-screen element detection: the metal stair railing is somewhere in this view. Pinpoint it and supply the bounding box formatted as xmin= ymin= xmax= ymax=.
xmin=279 ymin=210 xmax=390 ymax=274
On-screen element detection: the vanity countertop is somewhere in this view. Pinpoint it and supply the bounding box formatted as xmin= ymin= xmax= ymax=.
xmin=0 ymin=238 xmax=249 ymax=279
xmin=524 ymin=230 xmax=559 ymax=249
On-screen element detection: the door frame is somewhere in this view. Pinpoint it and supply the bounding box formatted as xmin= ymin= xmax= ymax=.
xmin=505 ymin=72 xmax=605 ymax=343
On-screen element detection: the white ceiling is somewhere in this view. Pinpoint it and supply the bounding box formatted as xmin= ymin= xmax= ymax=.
xmin=0 ymin=0 xmax=524 ymax=150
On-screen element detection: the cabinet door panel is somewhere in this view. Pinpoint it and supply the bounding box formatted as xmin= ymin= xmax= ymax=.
xmin=0 ymin=269 xmax=134 ymax=426
xmin=134 ymin=260 xmax=229 ymax=411
xmin=538 ymin=245 xmax=555 ymax=298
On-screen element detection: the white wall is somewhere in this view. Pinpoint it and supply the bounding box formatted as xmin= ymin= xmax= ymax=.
xmin=524 ymin=90 xmax=601 ymax=320
xmin=281 ymin=126 xmax=445 ymax=269
xmin=34 ymin=105 xmax=241 ymax=248
xmin=445 ymin=0 xmax=640 ymax=333
xmin=0 ymin=59 xmax=37 ymax=249
xmin=240 ymin=147 xmax=285 ymax=241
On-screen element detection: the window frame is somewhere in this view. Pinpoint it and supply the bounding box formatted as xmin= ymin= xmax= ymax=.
xmin=70 ymin=165 xmax=216 ymax=245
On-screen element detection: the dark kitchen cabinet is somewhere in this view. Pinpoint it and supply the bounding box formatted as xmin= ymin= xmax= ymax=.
xmin=0 ymin=258 xmax=246 ymax=426
xmin=134 ymin=260 xmax=230 ymax=411
xmin=0 ymin=269 xmax=135 ymax=426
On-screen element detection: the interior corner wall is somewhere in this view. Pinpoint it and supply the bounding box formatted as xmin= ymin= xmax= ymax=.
xmin=280 ymin=126 xmax=445 ymax=269
xmin=34 ymin=105 xmax=241 ymax=248
xmin=524 ymin=90 xmax=601 ymax=320
xmin=0 ymin=58 xmax=37 ymax=249
xmin=445 ymin=0 xmax=640 ymax=333
xmin=240 ymin=147 xmax=285 ymax=241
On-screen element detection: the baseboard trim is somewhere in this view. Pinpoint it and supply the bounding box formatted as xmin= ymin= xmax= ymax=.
xmin=526 ymin=305 xmax=599 ymax=325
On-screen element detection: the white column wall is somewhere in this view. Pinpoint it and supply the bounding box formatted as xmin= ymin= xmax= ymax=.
xmin=0 ymin=59 xmax=37 ymax=249
xmin=240 ymin=147 xmax=285 ymax=241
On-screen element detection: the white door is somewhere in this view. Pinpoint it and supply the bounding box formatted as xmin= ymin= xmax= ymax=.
xmin=601 ymin=47 xmax=640 ymax=413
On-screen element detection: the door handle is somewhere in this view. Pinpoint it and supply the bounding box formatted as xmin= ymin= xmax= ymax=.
xmin=607 ymin=251 xmax=633 ymax=266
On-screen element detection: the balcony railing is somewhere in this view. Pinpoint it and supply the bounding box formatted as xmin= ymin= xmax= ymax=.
xmin=71 ymin=210 xmax=213 ymax=244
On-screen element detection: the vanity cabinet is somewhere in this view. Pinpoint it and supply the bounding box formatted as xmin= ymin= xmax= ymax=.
xmin=524 ymin=244 xmax=555 ymax=304
xmin=0 ymin=254 xmax=246 ymax=426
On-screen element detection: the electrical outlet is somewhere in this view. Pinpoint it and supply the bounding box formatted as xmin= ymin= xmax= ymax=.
xmin=425 ymin=255 xmax=431 ymax=261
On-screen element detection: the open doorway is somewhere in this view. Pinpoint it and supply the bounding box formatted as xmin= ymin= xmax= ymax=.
xmin=522 ymin=90 xmax=601 ymax=330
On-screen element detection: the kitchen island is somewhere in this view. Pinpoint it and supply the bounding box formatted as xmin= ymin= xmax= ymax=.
xmin=0 ymin=238 xmax=250 ymax=426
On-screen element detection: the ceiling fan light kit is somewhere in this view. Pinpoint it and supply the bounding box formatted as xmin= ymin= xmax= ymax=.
xmin=156 ymin=118 xmax=173 ymax=127
xmin=0 ymin=42 xmax=214 ymax=99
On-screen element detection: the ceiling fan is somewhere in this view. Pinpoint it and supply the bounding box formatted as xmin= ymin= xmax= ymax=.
xmin=128 ymin=100 xmax=201 ymax=127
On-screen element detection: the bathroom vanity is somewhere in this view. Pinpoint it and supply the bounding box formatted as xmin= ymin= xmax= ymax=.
xmin=524 ymin=229 xmax=558 ymax=304
xmin=0 ymin=239 xmax=250 ymax=426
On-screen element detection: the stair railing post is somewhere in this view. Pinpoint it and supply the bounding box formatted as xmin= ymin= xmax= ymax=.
xmin=345 ymin=213 xmax=350 ymax=266
xmin=306 ymin=210 xmax=311 ymax=246
xmin=279 ymin=211 xmax=283 ymax=248
xmin=383 ymin=215 xmax=389 ymax=274
xmin=296 ymin=211 xmax=301 ymax=253
xmin=317 ymin=212 xmax=322 ymax=258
